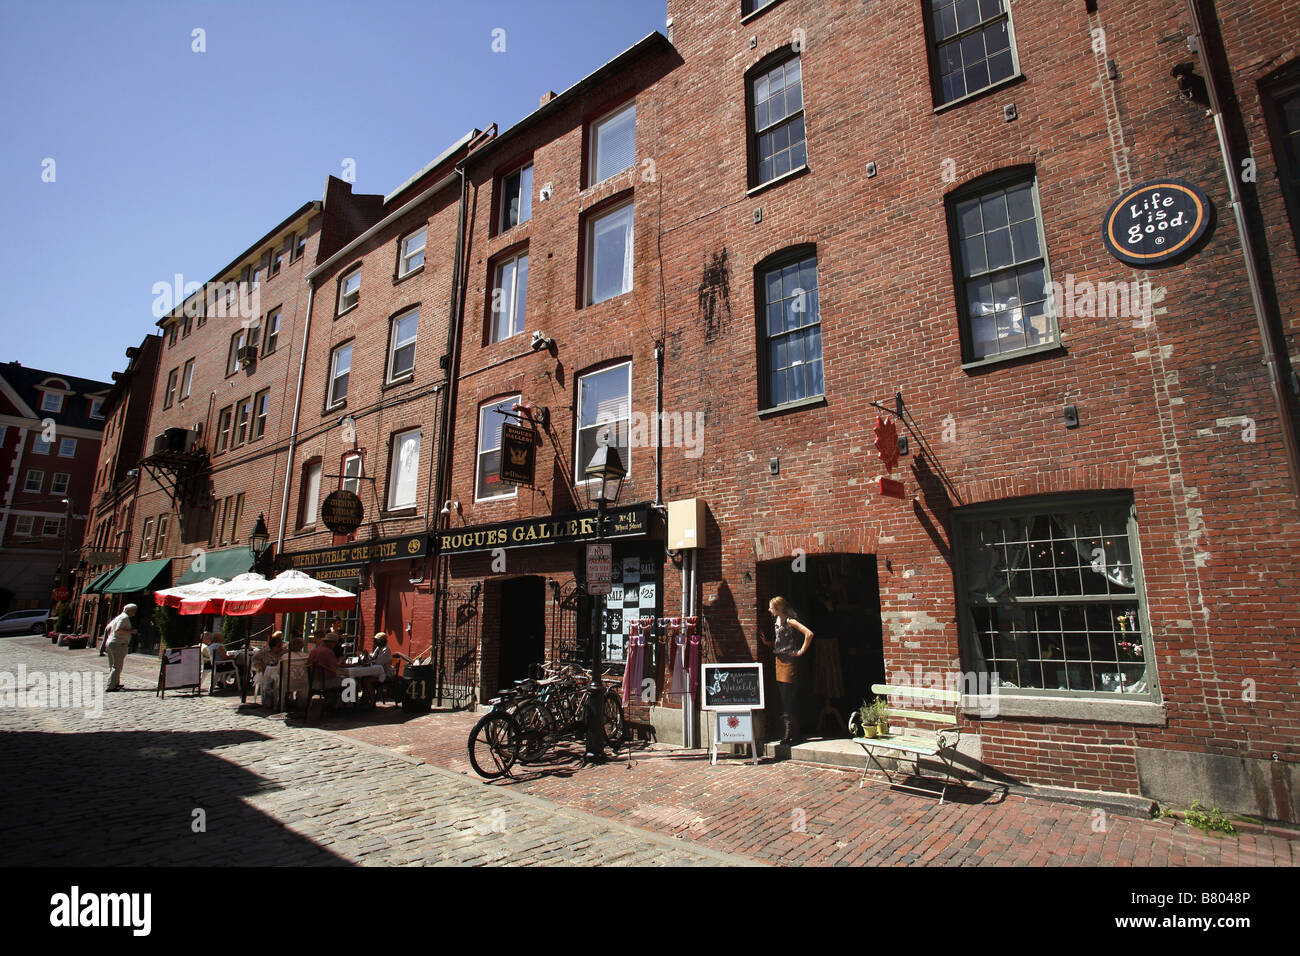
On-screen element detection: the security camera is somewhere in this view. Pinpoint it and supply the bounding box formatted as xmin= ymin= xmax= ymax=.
xmin=530 ymin=331 xmax=553 ymax=352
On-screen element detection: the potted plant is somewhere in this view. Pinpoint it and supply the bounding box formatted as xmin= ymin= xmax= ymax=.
xmin=855 ymin=699 xmax=882 ymax=739
xmin=869 ymin=696 xmax=890 ymax=737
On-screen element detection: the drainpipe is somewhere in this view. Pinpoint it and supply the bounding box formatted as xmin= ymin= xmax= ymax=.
xmin=654 ymin=341 xmax=664 ymax=507
xmin=1186 ymin=0 xmax=1300 ymax=499
xmin=277 ymin=281 xmax=316 ymax=555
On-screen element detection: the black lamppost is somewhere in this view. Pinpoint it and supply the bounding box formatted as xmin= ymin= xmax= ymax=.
xmin=581 ymin=438 xmax=625 ymax=763
xmin=249 ymin=513 xmax=271 ymax=573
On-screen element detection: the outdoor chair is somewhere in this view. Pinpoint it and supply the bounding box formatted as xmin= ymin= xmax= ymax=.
xmin=210 ymin=655 xmax=243 ymax=697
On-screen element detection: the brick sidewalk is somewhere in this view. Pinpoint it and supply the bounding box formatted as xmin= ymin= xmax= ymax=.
xmin=86 ymin=641 xmax=1298 ymax=866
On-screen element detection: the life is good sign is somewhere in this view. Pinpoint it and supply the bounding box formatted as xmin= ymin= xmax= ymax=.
xmin=1103 ymin=179 xmax=1212 ymax=267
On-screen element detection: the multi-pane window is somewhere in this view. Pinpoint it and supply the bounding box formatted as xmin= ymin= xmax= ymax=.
xmin=294 ymin=232 xmax=307 ymax=260
xmin=588 ymin=102 xmax=636 ymax=185
xmin=180 ymin=359 xmax=194 ymax=400
xmin=272 ymin=247 xmax=286 ymax=276
xmin=585 ymin=202 xmax=633 ymax=305
xmin=252 ymin=389 xmax=270 ymax=440
xmin=24 ymin=470 xmax=43 ymax=493
xmin=342 ymin=453 xmax=363 ymax=495
xmin=328 ymin=343 xmax=352 ymax=408
xmin=929 ymin=0 xmax=1016 ymax=106
xmin=232 ymin=396 xmax=252 ymax=447
xmin=263 ymin=309 xmax=281 ymax=355
xmin=387 ymin=429 xmax=421 ymax=510
xmin=164 ymin=368 xmax=179 ymax=407
xmin=90 ymin=399 xmax=104 ymax=418
xmin=950 ymin=173 xmax=1052 ymax=362
xmin=500 ymin=163 xmax=533 ymax=231
xmin=476 ymin=397 xmax=520 ymax=500
xmin=743 ymin=0 xmax=779 ymax=13
xmin=227 ymin=329 xmax=247 ymax=376
xmin=14 ymin=515 xmax=34 ymax=536
xmin=155 ymin=514 xmax=169 ymax=556
xmin=399 ymin=227 xmax=427 ymax=276
xmin=338 ymin=268 xmax=361 ymax=313
xmin=759 ymin=250 xmax=823 ymax=408
xmin=955 ymin=496 xmax=1153 ymax=698
xmin=32 ymin=436 xmax=51 ymax=455
xmin=387 ymin=310 xmax=418 ymax=382
xmin=58 ymin=438 xmax=77 ymax=458
xmin=40 ymin=391 xmax=63 ymax=413
xmin=215 ymin=406 xmax=234 ymax=454
xmin=227 ymin=493 xmax=244 ymax=544
xmin=252 ymin=263 xmax=264 ymax=290
xmin=140 ymin=517 xmax=155 ymax=558
xmin=491 ymin=253 xmax=528 ymax=343
xmin=42 ymin=517 xmax=63 ymax=538
xmin=576 ymin=364 xmax=631 ymax=484
xmin=750 ymin=54 xmax=806 ymax=186
xmin=51 ymin=473 xmax=70 ymax=495
xmin=299 ymin=460 xmax=322 ymax=528
xmin=168 ymin=323 xmax=178 ymax=348
xmin=1263 ymin=68 xmax=1300 ymax=253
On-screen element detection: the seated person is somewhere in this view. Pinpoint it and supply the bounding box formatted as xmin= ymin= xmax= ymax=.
xmin=200 ymin=631 xmax=229 ymax=668
xmin=307 ymin=634 xmax=343 ymax=689
xmin=252 ymin=632 xmax=286 ymax=707
xmin=371 ymin=632 xmax=394 ymax=682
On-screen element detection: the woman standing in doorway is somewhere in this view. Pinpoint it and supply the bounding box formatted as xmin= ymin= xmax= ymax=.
xmin=760 ymin=596 xmax=813 ymax=746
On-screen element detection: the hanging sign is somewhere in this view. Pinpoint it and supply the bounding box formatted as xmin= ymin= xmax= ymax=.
xmin=284 ymin=533 xmax=427 ymax=570
xmin=873 ymin=415 xmax=905 ymax=499
xmin=499 ymin=423 xmax=536 ymax=486
xmin=320 ymin=490 xmax=364 ymax=535
xmin=1102 ymin=179 xmax=1213 ymax=267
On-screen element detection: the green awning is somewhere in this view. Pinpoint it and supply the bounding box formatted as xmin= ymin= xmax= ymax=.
xmin=102 ymin=558 xmax=172 ymax=594
xmin=174 ymin=547 xmax=253 ymax=586
xmin=84 ymin=566 xmax=124 ymax=594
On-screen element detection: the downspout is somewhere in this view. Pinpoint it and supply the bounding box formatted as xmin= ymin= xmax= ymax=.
xmin=654 ymin=342 xmax=664 ymax=507
xmin=1186 ymin=0 xmax=1300 ymax=499
xmin=277 ymin=281 xmax=316 ymax=555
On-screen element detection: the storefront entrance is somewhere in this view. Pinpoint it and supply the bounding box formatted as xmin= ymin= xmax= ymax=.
xmin=498 ymin=576 xmax=545 ymax=687
xmin=761 ymin=554 xmax=885 ymax=738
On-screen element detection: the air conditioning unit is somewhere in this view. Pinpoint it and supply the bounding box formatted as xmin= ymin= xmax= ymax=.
xmin=152 ymin=427 xmax=196 ymax=456
xmin=237 ymin=345 xmax=258 ymax=368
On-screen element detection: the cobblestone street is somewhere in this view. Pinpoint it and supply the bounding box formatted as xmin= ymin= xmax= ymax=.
xmin=3 ymin=635 xmax=1296 ymax=867
xmin=0 ymin=637 xmax=752 ymax=866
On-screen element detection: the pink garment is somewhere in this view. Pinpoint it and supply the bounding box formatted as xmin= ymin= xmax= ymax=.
xmin=668 ymin=630 xmax=687 ymax=697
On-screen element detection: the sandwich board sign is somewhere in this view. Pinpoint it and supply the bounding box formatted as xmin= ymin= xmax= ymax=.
xmin=157 ymin=646 xmax=202 ymax=697
xmin=701 ymin=663 xmax=764 ymax=765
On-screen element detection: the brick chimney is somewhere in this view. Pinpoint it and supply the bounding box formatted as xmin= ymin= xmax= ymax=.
xmin=540 ymin=90 xmax=556 ymax=107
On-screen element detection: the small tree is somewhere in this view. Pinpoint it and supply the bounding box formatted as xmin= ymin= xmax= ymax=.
xmin=52 ymin=600 xmax=73 ymax=632
xmin=221 ymin=615 xmax=248 ymax=649
xmin=155 ymin=604 xmax=185 ymax=649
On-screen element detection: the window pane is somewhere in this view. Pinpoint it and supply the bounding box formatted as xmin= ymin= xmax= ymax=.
xmin=589 ymin=204 xmax=633 ymax=304
xmin=390 ymin=431 xmax=421 ymax=509
xmin=593 ymin=103 xmax=636 ymax=183
xmin=518 ymin=164 xmax=533 ymax=224
xmin=513 ymin=254 xmax=529 ymax=336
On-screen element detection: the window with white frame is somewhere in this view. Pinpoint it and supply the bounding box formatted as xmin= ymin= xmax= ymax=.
xmin=90 ymin=399 xmax=104 ymax=418
xmin=576 ymin=364 xmax=631 ymax=485
xmin=294 ymin=232 xmax=307 ymax=261
xmin=40 ymin=391 xmax=64 ymax=413
xmin=928 ymin=0 xmax=1017 ymax=106
xmin=387 ymin=310 xmax=418 ymax=382
xmin=338 ymin=268 xmax=361 ymax=313
xmin=232 ymin=396 xmax=252 ymax=447
xmin=585 ymin=202 xmax=633 ymax=306
xmin=215 ymin=406 xmax=233 ymax=455
xmin=14 ymin=515 xmax=34 ymax=536
xmin=954 ymin=495 xmax=1154 ymax=698
xmin=252 ymin=388 xmax=270 ymax=440
xmin=24 ymin=470 xmax=43 ymax=493
xmin=42 ymin=517 xmax=63 ymax=538
xmin=476 ymin=397 xmax=520 ymax=500
xmin=164 ymin=368 xmax=178 ymax=407
xmin=59 ymin=438 xmax=77 ymax=458
xmin=491 ymin=252 xmax=528 ymax=343
xmin=51 ymin=473 xmax=70 ymax=495
xmin=588 ymin=102 xmax=636 ymax=185
xmin=500 ymin=163 xmax=533 ymax=231
xmin=263 ymin=309 xmax=281 ymax=355
xmin=399 ymin=227 xmax=427 ymax=276
xmin=387 ymin=429 xmax=421 ymax=510
xmin=180 ymin=359 xmax=194 ymax=400
xmin=227 ymin=329 xmax=247 ymax=376
xmin=298 ymin=460 xmax=322 ymax=528
xmin=342 ymin=453 xmax=363 ymax=495
xmin=140 ymin=517 xmax=155 ymax=558
xmin=32 ymin=435 xmax=51 ymax=455
xmin=155 ymin=514 xmax=169 ymax=556
xmin=328 ymin=342 xmax=352 ymax=408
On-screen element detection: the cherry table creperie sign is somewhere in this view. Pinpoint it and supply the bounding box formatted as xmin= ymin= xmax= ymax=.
xmin=701 ymin=663 xmax=765 ymax=765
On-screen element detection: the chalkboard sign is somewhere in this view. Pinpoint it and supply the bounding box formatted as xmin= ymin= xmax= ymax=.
xmin=701 ymin=663 xmax=765 ymax=711
xmin=156 ymin=646 xmax=202 ymax=697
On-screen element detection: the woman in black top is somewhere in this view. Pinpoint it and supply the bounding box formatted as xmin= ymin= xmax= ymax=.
xmin=760 ymin=596 xmax=814 ymax=746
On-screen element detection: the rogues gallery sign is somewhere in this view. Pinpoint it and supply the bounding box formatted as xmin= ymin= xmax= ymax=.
xmin=437 ymin=504 xmax=649 ymax=555
xmin=284 ymin=533 xmax=428 ymax=571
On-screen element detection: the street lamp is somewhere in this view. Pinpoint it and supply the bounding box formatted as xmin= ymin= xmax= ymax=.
xmin=249 ymin=513 xmax=271 ymax=571
xmin=579 ymin=436 xmax=625 ymax=765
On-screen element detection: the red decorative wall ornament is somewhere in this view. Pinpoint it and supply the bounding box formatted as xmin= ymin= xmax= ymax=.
xmin=874 ymin=415 xmax=900 ymax=473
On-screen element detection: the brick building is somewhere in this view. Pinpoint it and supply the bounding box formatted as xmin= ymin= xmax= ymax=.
xmin=78 ymin=334 xmax=163 ymax=638
xmin=279 ymin=131 xmax=486 ymax=664
xmin=434 ymin=0 xmax=1300 ymax=819
xmin=0 ymin=362 xmax=111 ymax=613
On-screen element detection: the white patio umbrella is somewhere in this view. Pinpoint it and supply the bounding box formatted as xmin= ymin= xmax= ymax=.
xmin=154 ymin=576 xmax=244 ymax=615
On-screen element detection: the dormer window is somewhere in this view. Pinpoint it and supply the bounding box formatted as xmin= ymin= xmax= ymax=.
xmin=40 ymin=391 xmax=63 ymax=413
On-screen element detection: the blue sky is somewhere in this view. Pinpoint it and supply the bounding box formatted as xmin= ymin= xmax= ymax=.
xmin=0 ymin=0 xmax=666 ymax=381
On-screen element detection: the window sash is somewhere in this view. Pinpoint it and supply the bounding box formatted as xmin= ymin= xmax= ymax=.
xmin=252 ymin=390 xmax=270 ymax=439
xmin=400 ymin=228 xmax=427 ymax=274
xmin=491 ymin=253 xmax=528 ymax=343
xmin=301 ymin=462 xmax=322 ymax=528
xmin=477 ymin=398 xmax=519 ymax=499
xmin=40 ymin=392 xmax=63 ymax=413
xmin=215 ymin=408 xmax=233 ymax=454
xmin=388 ymin=312 xmax=419 ymax=381
xmin=32 ymin=436 xmax=51 ymax=454
xmin=42 ymin=517 xmax=63 ymax=538
xmin=575 ymin=364 xmax=631 ymax=485
xmin=24 ymin=470 xmax=43 ymax=492
xmin=233 ymin=398 xmax=251 ymax=447
xmin=180 ymin=360 xmax=194 ymax=399
xmin=59 ymin=438 xmax=77 ymax=458
xmin=589 ymin=103 xmax=636 ymax=184
xmin=761 ymin=253 xmax=824 ymax=408
xmin=388 ymin=430 xmax=421 ymax=510
xmin=140 ymin=518 xmax=155 ymax=558
xmin=155 ymin=515 xmax=169 ymax=556
xmin=586 ymin=203 xmax=634 ymax=305
xmin=15 ymin=516 xmax=34 ymax=536
xmin=339 ymin=270 xmax=361 ymax=312
xmin=501 ymin=164 xmax=533 ymax=231
xmin=342 ymin=454 xmax=363 ymax=495
xmin=51 ymin=473 xmax=70 ymax=494
xmin=930 ymin=0 xmax=1015 ymax=104
xmin=329 ymin=344 xmax=352 ymax=407
xmin=164 ymin=369 xmax=178 ymax=407
xmin=264 ymin=311 xmax=281 ymax=354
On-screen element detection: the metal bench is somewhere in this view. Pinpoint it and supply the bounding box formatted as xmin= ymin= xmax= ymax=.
xmin=850 ymin=683 xmax=963 ymax=804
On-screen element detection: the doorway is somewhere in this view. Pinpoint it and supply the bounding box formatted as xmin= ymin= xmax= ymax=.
xmin=761 ymin=554 xmax=885 ymax=739
xmin=498 ymin=576 xmax=545 ymax=688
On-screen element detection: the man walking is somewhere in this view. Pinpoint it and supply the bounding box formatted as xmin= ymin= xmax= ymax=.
xmin=103 ymin=603 xmax=137 ymax=692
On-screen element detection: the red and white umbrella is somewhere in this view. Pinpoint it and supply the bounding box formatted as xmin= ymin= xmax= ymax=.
xmin=219 ymin=569 xmax=358 ymax=616
xmin=155 ymin=576 xmax=245 ymax=615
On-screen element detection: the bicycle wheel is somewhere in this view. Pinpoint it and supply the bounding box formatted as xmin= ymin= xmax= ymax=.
xmin=514 ymin=700 xmax=555 ymax=763
xmin=602 ymin=692 xmax=625 ymax=748
xmin=467 ymin=711 xmax=521 ymax=779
